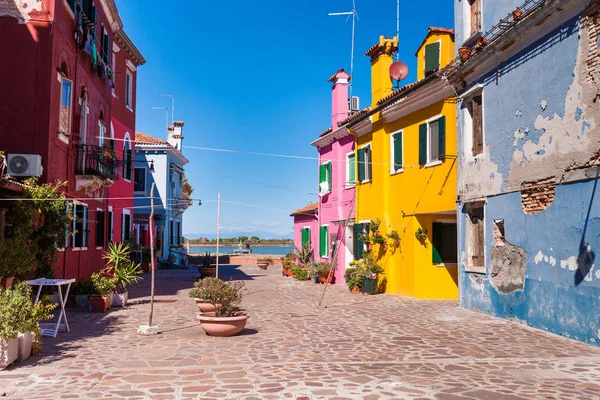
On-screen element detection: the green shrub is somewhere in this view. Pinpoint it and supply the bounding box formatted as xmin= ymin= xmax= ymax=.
xmin=192 ymin=277 xmax=244 ymax=317
xmin=90 ymin=273 xmax=117 ymax=296
xmin=0 ymin=283 xmax=55 ymax=339
xmin=291 ymin=265 xmax=311 ymax=281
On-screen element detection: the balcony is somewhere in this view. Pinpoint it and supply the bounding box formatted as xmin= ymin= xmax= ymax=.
xmin=75 ymin=144 xmax=119 ymax=193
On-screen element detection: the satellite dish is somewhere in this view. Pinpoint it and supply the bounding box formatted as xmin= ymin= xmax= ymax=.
xmin=9 ymin=156 xmax=29 ymax=174
xmin=390 ymin=61 xmax=409 ymax=81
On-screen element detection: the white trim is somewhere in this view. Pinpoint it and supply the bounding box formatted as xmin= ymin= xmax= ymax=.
xmin=345 ymin=151 xmax=357 ymax=187
xmin=462 ymin=87 xmax=485 ymax=161
xmin=464 ymin=201 xmax=486 ymax=274
xmin=389 ymin=129 xmax=404 ymax=175
xmin=425 ymin=114 xmax=443 ymax=165
xmin=460 ymin=84 xmax=484 ymax=100
xmin=123 ymin=132 xmax=132 ymax=183
xmin=126 ymin=59 xmax=137 ymax=71
xmin=358 ymin=143 xmax=372 ymax=184
xmin=425 ymin=160 xmax=443 ymax=168
xmin=63 ymin=0 xmax=75 ymax=19
xmin=58 ymin=76 xmax=73 ymax=135
xmin=72 ymin=202 xmax=89 ymax=251
xmin=122 ymin=209 xmax=131 ymax=242
xmin=463 ymin=0 xmax=483 ymax=45
xmin=112 ymin=42 xmax=120 ymax=53
xmin=125 ymin=70 xmax=133 ymax=110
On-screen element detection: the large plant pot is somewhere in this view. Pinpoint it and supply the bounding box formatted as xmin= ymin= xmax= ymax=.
xmin=89 ymin=295 xmax=109 ymax=313
xmin=107 ymin=293 xmax=114 ymax=308
xmin=197 ymin=314 xmax=249 ymax=337
xmin=362 ymin=278 xmax=377 ymax=295
xmin=257 ymin=262 xmax=269 ymax=270
xmin=0 ymin=277 xmax=14 ymax=289
xmin=17 ymin=332 xmax=33 ymax=362
xmin=0 ymin=338 xmax=18 ymax=369
xmin=282 ymin=266 xmax=293 ymax=277
xmin=113 ymin=292 xmax=128 ymax=307
xmin=194 ymin=298 xmax=220 ymax=313
xmin=198 ymin=267 xmax=216 ymax=278
xmin=350 ymin=287 xmax=361 ymax=294
xmin=318 ymin=272 xmax=334 ymax=284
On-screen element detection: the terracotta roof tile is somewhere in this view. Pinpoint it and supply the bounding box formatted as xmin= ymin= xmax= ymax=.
xmin=290 ymin=203 xmax=318 ymax=216
xmin=135 ymin=132 xmax=169 ymax=145
xmin=319 ymin=127 xmax=333 ymax=138
xmin=365 ymin=36 xmax=398 ymax=58
xmin=415 ymin=26 xmax=455 ymax=56
xmin=327 ymin=68 xmax=351 ymax=83
xmin=377 ymin=73 xmax=438 ymax=105
xmin=337 ymin=107 xmax=371 ymax=127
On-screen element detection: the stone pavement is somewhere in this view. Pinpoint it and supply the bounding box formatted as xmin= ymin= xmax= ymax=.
xmin=2 ymin=265 xmax=600 ymax=400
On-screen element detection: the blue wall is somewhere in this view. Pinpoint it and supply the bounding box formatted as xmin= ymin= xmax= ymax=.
xmin=459 ymin=180 xmax=600 ymax=345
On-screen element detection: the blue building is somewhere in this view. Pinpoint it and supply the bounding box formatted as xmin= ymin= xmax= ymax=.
xmin=448 ymin=0 xmax=600 ymax=345
xmin=134 ymin=121 xmax=190 ymax=266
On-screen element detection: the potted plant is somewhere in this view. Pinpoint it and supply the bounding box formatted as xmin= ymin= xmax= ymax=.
xmin=70 ymin=278 xmax=94 ymax=308
xmin=344 ymin=263 xmax=366 ymax=294
xmin=197 ymin=252 xmax=216 ymax=278
xmin=291 ymin=265 xmax=311 ymax=281
xmin=458 ymin=47 xmax=472 ymax=61
xmin=189 ymin=279 xmax=221 ymax=313
xmin=0 ymin=237 xmax=36 ymax=289
xmin=361 ymin=252 xmax=384 ymax=295
xmin=415 ymin=227 xmax=428 ymax=242
xmin=373 ymin=232 xmax=387 ymax=250
xmin=141 ymin=246 xmax=152 ymax=272
xmin=512 ymin=8 xmax=523 ymax=20
xmin=315 ymin=262 xmax=334 ymax=284
xmin=293 ymin=242 xmax=314 ymax=270
xmin=476 ymin=36 xmax=488 ymax=49
xmin=102 ymin=242 xmax=143 ymax=307
xmin=386 ymin=230 xmax=400 ymax=247
xmin=195 ymin=278 xmax=249 ymax=337
xmin=257 ymin=257 xmax=272 ymax=270
xmin=89 ymin=273 xmax=117 ymax=313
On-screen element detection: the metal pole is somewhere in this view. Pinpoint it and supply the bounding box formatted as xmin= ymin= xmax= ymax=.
xmin=160 ymin=94 xmax=175 ymax=124
xmin=349 ymin=10 xmax=356 ymax=104
xmin=396 ymin=0 xmax=400 ymax=61
xmin=216 ymin=192 xmax=221 ymax=279
xmin=149 ymin=182 xmax=156 ymax=327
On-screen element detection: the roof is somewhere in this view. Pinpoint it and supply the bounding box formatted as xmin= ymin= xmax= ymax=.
xmin=337 ymin=107 xmax=371 ymax=127
xmin=290 ymin=203 xmax=318 ymax=217
xmin=377 ymin=73 xmax=437 ymax=105
xmin=327 ymin=68 xmax=351 ymax=83
xmin=415 ymin=27 xmax=454 ymax=56
xmin=115 ymin=30 xmax=146 ymax=66
xmin=135 ymin=132 xmax=169 ymax=145
xmin=319 ymin=127 xmax=333 ymax=138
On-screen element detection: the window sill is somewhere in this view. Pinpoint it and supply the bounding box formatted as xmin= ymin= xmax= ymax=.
xmin=123 ymin=179 xmax=131 ymax=183
xmin=390 ymin=169 xmax=404 ymax=176
xmin=58 ymin=248 xmax=65 ymax=252
xmin=126 ymin=105 xmax=134 ymax=113
xmin=63 ymin=0 xmax=75 ymax=20
xmin=57 ymin=132 xmax=69 ymax=144
xmin=424 ymin=161 xmax=442 ymax=169
xmin=72 ymin=247 xmax=88 ymax=252
xmin=436 ymin=262 xmax=457 ymax=267
xmin=112 ymin=92 xmax=117 ymax=98
xmin=359 ymin=179 xmax=371 ymax=184
xmin=319 ymin=190 xmax=332 ymax=196
xmin=465 ymin=265 xmax=486 ymax=274
xmin=96 ymin=246 xmax=104 ymax=250
xmin=345 ymin=184 xmax=356 ymax=189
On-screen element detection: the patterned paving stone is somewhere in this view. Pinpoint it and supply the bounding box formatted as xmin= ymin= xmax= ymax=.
xmin=1 ymin=265 xmax=600 ymax=399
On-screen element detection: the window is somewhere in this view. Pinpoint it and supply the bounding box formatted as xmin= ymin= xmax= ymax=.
xmin=125 ymin=70 xmax=133 ymax=109
xmin=59 ymin=77 xmax=72 ymax=134
xmin=177 ymin=221 xmax=181 ymax=246
xmin=466 ymin=94 xmax=484 ymax=157
xmin=64 ymin=202 xmax=71 ymax=248
xmin=432 ymin=222 xmax=458 ymax=264
xmin=465 ymin=203 xmax=485 ymax=272
xmin=169 ymin=220 xmax=174 ymax=246
xmin=107 ymin=209 xmax=114 ymax=243
xmin=301 ymin=227 xmax=311 ymax=247
xmin=123 ymin=136 xmax=132 ymax=181
xmin=80 ymin=97 xmax=88 ymax=144
xmin=390 ymin=131 xmax=403 ymax=174
xmin=320 ymin=225 xmax=329 ymax=257
xmin=319 ymin=162 xmax=332 ymax=194
xmin=357 ymin=144 xmax=372 ymax=183
xmin=101 ymin=25 xmax=110 ymax=65
xmin=470 ymin=0 xmax=482 ymax=36
xmin=96 ymin=209 xmax=105 ymax=248
xmin=73 ymin=203 xmax=89 ymax=249
xmin=98 ymin=120 xmax=106 ymax=148
xmin=66 ymin=0 xmax=76 ymax=13
xmin=424 ymin=42 xmax=441 ymax=76
xmin=134 ymin=168 xmax=146 ymax=192
xmin=112 ymin=52 xmax=116 ymax=96
xmin=419 ymin=116 xmax=446 ymax=166
xmin=346 ymin=152 xmax=356 ymax=185
xmin=353 ymin=222 xmax=369 ymax=260
xmin=122 ymin=210 xmax=131 ymax=242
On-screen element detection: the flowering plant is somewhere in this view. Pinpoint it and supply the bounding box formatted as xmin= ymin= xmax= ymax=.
xmin=0 ymin=283 xmax=56 ymax=339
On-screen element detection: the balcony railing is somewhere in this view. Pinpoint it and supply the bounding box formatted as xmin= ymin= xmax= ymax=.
xmin=76 ymin=144 xmax=119 ymax=181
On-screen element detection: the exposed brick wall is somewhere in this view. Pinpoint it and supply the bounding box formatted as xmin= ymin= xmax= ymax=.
xmin=520 ymin=178 xmax=557 ymax=215
xmin=584 ymin=0 xmax=600 ymax=84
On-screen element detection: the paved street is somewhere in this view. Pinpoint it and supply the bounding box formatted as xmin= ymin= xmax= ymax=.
xmin=2 ymin=264 xmax=600 ymax=399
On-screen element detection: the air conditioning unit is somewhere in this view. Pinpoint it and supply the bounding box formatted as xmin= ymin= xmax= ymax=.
xmin=348 ymin=96 xmax=360 ymax=112
xmin=7 ymin=154 xmax=43 ymax=177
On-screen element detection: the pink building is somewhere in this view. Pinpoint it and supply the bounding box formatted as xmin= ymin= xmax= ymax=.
xmin=310 ymin=69 xmax=356 ymax=284
xmin=290 ymin=203 xmax=318 ymax=256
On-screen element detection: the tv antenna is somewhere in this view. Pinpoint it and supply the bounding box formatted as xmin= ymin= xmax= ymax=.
xmin=328 ymin=0 xmax=359 ymax=106
xmin=396 ymin=0 xmax=400 ymax=61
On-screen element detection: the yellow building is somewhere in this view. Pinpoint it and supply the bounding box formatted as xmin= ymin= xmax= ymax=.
xmin=348 ymin=28 xmax=458 ymax=299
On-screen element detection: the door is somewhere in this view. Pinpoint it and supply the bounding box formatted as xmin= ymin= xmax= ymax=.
xmin=345 ymin=225 xmax=354 ymax=270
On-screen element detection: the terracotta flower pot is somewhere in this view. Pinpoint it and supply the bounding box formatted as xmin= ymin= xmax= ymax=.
xmin=1 ymin=277 xmax=14 ymax=289
xmin=282 ymin=267 xmax=293 ymax=277
xmin=459 ymin=47 xmax=472 ymax=61
xmin=512 ymin=9 xmax=522 ymax=20
xmin=194 ymin=298 xmax=221 ymax=313
xmin=367 ymin=243 xmax=373 ymax=252
xmin=89 ymin=295 xmax=109 ymax=313
xmin=350 ymin=287 xmax=361 ymax=294
xmin=476 ymin=37 xmax=488 ymax=49
xmin=197 ymin=314 xmax=249 ymax=337
xmin=0 ymin=338 xmax=18 ymax=369
xmin=317 ymin=272 xmax=333 ymax=284
xmin=17 ymin=332 xmax=33 ymax=362
xmin=257 ymin=262 xmax=269 ymax=270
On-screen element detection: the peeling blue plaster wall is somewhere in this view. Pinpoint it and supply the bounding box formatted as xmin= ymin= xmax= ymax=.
xmin=459 ymin=181 xmax=600 ymax=345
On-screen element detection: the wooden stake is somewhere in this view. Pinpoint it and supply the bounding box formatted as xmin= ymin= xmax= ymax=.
xmin=149 ymin=182 xmax=156 ymax=327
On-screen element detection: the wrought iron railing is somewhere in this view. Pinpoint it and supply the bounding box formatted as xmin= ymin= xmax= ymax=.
xmin=75 ymin=144 xmax=119 ymax=181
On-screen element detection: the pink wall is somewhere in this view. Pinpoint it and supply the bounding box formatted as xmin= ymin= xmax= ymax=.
xmin=293 ymin=212 xmax=319 ymax=257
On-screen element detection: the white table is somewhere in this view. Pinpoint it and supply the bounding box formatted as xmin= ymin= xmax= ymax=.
xmin=26 ymin=278 xmax=75 ymax=337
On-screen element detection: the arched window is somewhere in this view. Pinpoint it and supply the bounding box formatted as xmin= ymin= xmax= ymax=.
xmin=123 ymin=132 xmax=132 ymax=181
xmin=80 ymin=86 xmax=88 ymax=144
xmin=109 ymin=122 xmax=115 ymax=150
xmin=98 ymin=110 xmax=106 ymax=148
xmin=58 ymin=62 xmax=73 ymax=135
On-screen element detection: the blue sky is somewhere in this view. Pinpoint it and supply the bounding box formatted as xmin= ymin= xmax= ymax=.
xmin=117 ymin=0 xmax=454 ymax=238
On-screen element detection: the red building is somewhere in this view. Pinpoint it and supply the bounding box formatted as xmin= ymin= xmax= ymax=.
xmin=0 ymin=0 xmax=144 ymax=279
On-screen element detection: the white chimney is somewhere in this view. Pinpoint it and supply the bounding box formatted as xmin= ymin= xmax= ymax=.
xmin=168 ymin=120 xmax=184 ymax=152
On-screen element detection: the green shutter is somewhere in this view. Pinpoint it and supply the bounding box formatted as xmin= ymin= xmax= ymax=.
xmin=424 ymin=42 xmax=441 ymax=74
xmin=393 ymin=132 xmax=403 ymax=171
xmin=357 ymin=148 xmax=365 ymax=182
xmin=438 ymin=116 xmax=446 ymax=161
xmin=320 ymin=225 xmax=328 ymax=256
xmin=319 ymin=163 xmax=326 ymax=191
xmin=365 ymin=147 xmax=372 ymax=180
xmin=302 ymin=227 xmax=310 ymax=246
xmin=327 ymin=162 xmax=332 ymax=191
xmin=432 ymin=223 xmax=442 ymax=264
xmin=419 ymin=123 xmax=427 ymax=165
xmin=348 ymin=154 xmax=356 ymax=184
xmin=353 ymin=224 xmax=363 ymax=260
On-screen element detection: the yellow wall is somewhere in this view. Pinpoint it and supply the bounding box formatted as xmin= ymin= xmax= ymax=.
xmin=355 ymin=31 xmax=458 ymax=300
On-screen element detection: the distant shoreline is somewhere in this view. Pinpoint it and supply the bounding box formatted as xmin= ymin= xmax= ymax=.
xmin=187 ymin=243 xmax=292 ymax=248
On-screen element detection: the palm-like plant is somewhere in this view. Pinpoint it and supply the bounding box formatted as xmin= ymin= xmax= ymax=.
xmin=103 ymin=242 xmax=143 ymax=293
xmin=293 ymin=242 xmax=314 ymax=268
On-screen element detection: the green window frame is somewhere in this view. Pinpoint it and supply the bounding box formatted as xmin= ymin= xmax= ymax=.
xmin=347 ymin=152 xmax=356 ymax=185
xmin=320 ymin=225 xmax=329 ymax=257
xmin=357 ymin=144 xmax=372 ymax=183
xmin=391 ymin=131 xmax=403 ymax=173
xmin=424 ymin=42 xmax=441 ymax=76
xmin=301 ymin=227 xmax=311 ymax=247
xmin=419 ymin=116 xmax=446 ymax=166
xmin=319 ymin=162 xmax=332 ymax=194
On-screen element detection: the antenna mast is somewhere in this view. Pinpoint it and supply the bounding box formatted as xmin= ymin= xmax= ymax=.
xmin=396 ymin=0 xmax=400 ymax=61
xmin=329 ymin=0 xmax=359 ymax=112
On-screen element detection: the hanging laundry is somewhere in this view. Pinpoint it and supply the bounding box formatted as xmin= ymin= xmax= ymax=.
xmin=91 ymin=40 xmax=97 ymax=69
xmin=83 ymin=30 xmax=93 ymax=55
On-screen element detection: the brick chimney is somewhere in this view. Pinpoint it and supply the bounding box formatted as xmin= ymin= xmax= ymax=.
xmin=328 ymin=69 xmax=350 ymax=129
xmin=168 ymin=121 xmax=184 ymax=152
xmin=366 ymin=36 xmax=398 ymax=108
